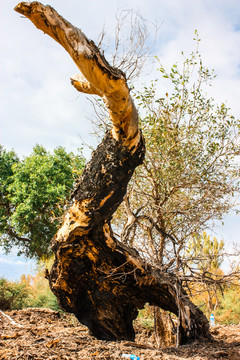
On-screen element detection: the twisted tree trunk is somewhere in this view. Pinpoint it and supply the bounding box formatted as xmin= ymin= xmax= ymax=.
xmin=15 ymin=2 xmax=210 ymax=344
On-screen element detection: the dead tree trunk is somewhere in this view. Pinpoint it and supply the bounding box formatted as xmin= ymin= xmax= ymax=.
xmin=15 ymin=2 xmax=211 ymax=344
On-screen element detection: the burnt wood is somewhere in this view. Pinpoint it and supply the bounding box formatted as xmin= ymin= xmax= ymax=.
xmin=15 ymin=1 xmax=211 ymax=345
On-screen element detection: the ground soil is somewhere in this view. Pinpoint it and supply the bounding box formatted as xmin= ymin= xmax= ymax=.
xmin=0 ymin=308 xmax=239 ymax=360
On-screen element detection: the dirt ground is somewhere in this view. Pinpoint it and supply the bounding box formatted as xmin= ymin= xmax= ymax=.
xmin=0 ymin=308 xmax=239 ymax=360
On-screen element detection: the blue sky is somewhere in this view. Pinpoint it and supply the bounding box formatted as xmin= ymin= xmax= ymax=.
xmin=0 ymin=250 xmax=35 ymax=281
xmin=1 ymin=0 xmax=240 ymax=280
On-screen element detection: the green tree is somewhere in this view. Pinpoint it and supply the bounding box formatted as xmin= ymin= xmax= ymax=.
xmin=115 ymin=38 xmax=240 ymax=279
xmin=0 ymin=145 xmax=85 ymax=258
xmin=0 ymin=146 xmax=19 ymax=253
xmin=112 ymin=39 xmax=240 ymax=340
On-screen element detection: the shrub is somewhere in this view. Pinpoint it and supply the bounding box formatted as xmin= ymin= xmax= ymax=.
xmin=0 ymin=277 xmax=31 ymax=310
xmin=215 ymin=286 xmax=240 ymax=324
xmin=20 ymin=259 xmax=61 ymax=312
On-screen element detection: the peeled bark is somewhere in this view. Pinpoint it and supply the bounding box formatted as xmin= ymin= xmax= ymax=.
xmin=15 ymin=2 xmax=211 ymax=344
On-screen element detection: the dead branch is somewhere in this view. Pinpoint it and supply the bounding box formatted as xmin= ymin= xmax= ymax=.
xmin=0 ymin=310 xmax=24 ymax=328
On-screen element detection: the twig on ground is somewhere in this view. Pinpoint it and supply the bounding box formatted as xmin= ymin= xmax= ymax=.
xmin=0 ymin=309 xmax=24 ymax=328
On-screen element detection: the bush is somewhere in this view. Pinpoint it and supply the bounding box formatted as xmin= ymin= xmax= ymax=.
xmin=191 ymin=280 xmax=240 ymax=325
xmin=0 ymin=257 xmax=61 ymax=312
xmin=215 ymin=286 xmax=240 ymax=324
xmin=0 ymin=277 xmax=31 ymax=310
xmin=20 ymin=258 xmax=61 ymax=312
xmin=27 ymin=276 xmax=61 ymax=312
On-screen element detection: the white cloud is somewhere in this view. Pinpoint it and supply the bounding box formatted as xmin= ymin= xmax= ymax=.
xmin=0 ymin=257 xmax=33 ymax=266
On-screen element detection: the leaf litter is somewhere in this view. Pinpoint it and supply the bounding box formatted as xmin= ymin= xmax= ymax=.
xmin=0 ymin=308 xmax=239 ymax=359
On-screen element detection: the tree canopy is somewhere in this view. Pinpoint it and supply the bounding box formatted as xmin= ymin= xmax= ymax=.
xmin=0 ymin=144 xmax=85 ymax=258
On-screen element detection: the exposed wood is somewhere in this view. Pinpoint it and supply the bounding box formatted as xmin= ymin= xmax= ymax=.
xmin=154 ymin=307 xmax=177 ymax=348
xmin=14 ymin=1 xmax=140 ymax=150
xmin=15 ymin=1 xmax=211 ymax=344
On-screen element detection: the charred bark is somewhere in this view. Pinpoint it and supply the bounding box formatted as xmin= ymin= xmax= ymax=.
xmin=15 ymin=1 xmax=211 ymax=344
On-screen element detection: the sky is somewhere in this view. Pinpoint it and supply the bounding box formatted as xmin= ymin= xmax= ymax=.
xmin=1 ymin=0 xmax=240 ymax=280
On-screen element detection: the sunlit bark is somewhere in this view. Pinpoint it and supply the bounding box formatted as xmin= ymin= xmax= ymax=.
xmin=15 ymin=1 xmax=210 ymax=344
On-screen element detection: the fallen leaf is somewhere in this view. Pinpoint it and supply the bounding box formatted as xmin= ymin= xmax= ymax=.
xmin=46 ymin=338 xmax=60 ymax=348
xmin=0 ymin=332 xmax=21 ymax=339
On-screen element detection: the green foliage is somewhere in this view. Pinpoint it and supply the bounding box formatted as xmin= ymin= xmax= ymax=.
xmin=0 ymin=270 xmax=61 ymax=312
xmin=0 ymin=145 xmax=85 ymax=259
xmin=25 ymin=258 xmax=61 ymax=311
xmin=0 ymin=146 xmax=19 ymax=254
xmin=187 ymin=232 xmax=225 ymax=271
xmin=30 ymin=292 xmax=60 ymax=311
xmin=186 ymin=233 xmax=225 ymax=314
xmin=0 ymin=258 xmax=61 ymax=312
xmin=0 ymin=277 xmax=31 ymax=310
xmin=137 ymin=304 xmax=154 ymax=329
xmin=193 ymin=282 xmax=240 ymax=325
xmin=116 ymin=37 xmax=240 ymax=273
xmin=215 ymin=285 xmax=240 ymax=324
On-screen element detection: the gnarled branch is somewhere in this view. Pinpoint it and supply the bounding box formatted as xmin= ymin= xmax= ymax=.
xmin=15 ymin=2 xmax=210 ymax=345
xmin=15 ymin=1 xmax=140 ymax=149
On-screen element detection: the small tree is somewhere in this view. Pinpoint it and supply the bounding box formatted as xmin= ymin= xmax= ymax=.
xmin=117 ymin=39 xmax=240 ymax=279
xmin=0 ymin=145 xmax=85 ymax=258
xmin=112 ymin=41 xmax=240 ymax=345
